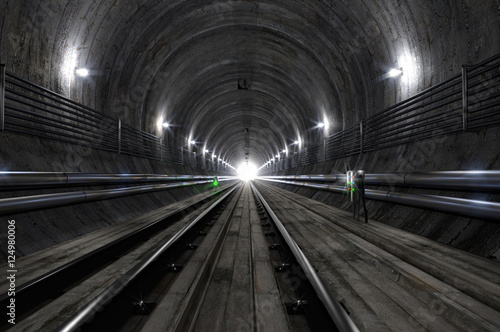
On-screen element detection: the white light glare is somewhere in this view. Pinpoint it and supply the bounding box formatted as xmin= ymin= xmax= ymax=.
xmin=162 ymin=122 xmax=169 ymax=128
xmin=294 ymin=140 xmax=299 ymax=145
xmin=318 ymin=122 xmax=325 ymax=128
xmin=190 ymin=140 xmax=196 ymax=145
xmin=282 ymin=149 xmax=286 ymax=153
xmin=75 ymin=68 xmax=89 ymax=77
xmin=237 ymin=163 xmax=258 ymax=181
xmin=388 ymin=68 xmax=403 ymax=77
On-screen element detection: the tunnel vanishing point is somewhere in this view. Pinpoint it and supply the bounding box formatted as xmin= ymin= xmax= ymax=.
xmin=0 ymin=1 xmax=499 ymax=331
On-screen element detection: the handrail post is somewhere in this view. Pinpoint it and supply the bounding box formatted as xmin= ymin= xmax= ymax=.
xmin=118 ymin=119 xmax=122 ymax=153
xmin=462 ymin=65 xmax=469 ymax=131
xmin=360 ymin=120 xmax=364 ymax=154
xmin=1 ymin=64 xmax=6 ymax=131
xmin=159 ymin=137 xmax=162 ymax=161
xmin=323 ymin=137 xmax=327 ymax=161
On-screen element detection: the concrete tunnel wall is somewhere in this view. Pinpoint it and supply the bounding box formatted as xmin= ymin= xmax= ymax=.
xmin=0 ymin=1 xmax=499 ymax=261
xmin=0 ymin=132 xmax=225 ymax=263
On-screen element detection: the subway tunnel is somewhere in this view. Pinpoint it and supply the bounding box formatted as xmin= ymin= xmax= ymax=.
xmin=0 ymin=1 xmax=500 ymax=331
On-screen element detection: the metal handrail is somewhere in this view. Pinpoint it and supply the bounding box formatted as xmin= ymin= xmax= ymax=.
xmin=1 ymin=70 xmax=221 ymax=171
xmin=262 ymin=53 xmax=500 ymax=173
xmin=0 ymin=64 xmax=5 ymax=131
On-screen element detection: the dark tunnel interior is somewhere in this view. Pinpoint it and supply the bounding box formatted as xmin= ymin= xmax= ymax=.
xmin=0 ymin=1 xmax=499 ymax=331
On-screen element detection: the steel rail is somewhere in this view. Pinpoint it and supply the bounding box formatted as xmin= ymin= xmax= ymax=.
xmin=250 ymin=182 xmax=359 ymax=332
xmin=54 ymin=183 xmax=241 ymax=332
xmin=0 ymin=179 xmax=235 ymax=215
xmin=260 ymin=170 xmax=500 ymax=191
xmin=259 ymin=178 xmax=500 ymax=222
xmin=0 ymin=182 xmax=237 ymax=324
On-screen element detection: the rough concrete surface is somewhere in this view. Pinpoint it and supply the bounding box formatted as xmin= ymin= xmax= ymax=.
xmin=0 ymin=1 xmax=499 ymax=272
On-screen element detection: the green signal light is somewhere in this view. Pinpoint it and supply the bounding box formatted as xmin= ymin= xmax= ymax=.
xmin=213 ymin=178 xmax=219 ymax=186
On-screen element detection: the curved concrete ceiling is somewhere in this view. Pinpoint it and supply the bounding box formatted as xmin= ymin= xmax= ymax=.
xmin=1 ymin=0 xmax=498 ymax=169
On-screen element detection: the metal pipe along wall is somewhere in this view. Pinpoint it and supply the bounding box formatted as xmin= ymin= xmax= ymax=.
xmin=0 ymin=180 xmax=234 ymax=215
xmin=259 ymin=178 xmax=500 ymax=222
xmin=261 ymin=171 xmax=500 ymax=191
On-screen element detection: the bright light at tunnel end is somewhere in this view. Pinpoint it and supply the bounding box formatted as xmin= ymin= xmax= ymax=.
xmin=237 ymin=163 xmax=258 ymax=181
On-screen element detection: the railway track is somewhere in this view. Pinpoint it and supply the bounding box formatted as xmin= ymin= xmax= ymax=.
xmin=1 ymin=181 xmax=499 ymax=331
xmin=252 ymin=181 xmax=500 ymax=331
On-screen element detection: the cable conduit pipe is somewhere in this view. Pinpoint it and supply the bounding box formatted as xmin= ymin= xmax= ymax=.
xmin=0 ymin=171 xmax=232 ymax=188
xmin=0 ymin=180 xmax=235 ymax=215
xmin=261 ymin=171 xmax=500 ymax=191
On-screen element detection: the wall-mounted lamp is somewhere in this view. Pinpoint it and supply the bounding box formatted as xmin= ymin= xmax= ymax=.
xmin=388 ymin=68 xmax=403 ymax=77
xmin=75 ymin=68 xmax=89 ymax=77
